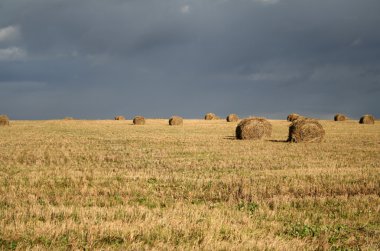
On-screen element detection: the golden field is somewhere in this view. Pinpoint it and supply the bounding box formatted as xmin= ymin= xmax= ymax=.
xmin=0 ymin=119 xmax=379 ymax=250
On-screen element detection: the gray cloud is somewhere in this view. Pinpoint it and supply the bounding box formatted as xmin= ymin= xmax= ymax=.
xmin=0 ymin=0 xmax=379 ymax=119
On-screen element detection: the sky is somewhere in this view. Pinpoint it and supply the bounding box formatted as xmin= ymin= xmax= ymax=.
xmin=0 ymin=0 xmax=379 ymax=120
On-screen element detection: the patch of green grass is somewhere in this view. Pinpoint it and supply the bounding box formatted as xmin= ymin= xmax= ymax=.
xmin=285 ymin=223 xmax=322 ymax=238
xmin=97 ymin=235 xmax=124 ymax=246
xmin=328 ymin=224 xmax=350 ymax=245
xmin=129 ymin=196 xmax=158 ymax=209
xmin=237 ymin=201 xmax=259 ymax=215
xmin=0 ymin=238 xmax=17 ymax=250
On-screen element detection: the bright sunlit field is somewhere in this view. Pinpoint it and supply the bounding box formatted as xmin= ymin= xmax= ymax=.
xmin=0 ymin=119 xmax=379 ymax=250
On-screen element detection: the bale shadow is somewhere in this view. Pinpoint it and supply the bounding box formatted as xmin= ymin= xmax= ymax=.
xmin=267 ymin=139 xmax=288 ymax=143
xmin=224 ymin=137 xmax=289 ymax=143
xmin=224 ymin=136 xmax=237 ymax=140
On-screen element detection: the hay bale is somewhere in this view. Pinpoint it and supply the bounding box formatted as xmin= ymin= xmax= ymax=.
xmin=226 ymin=114 xmax=239 ymax=122
xmin=359 ymin=114 xmax=375 ymax=124
xmin=287 ymin=113 xmax=300 ymax=122
xmin=114 ymin=116 xmax=126 ymax=120
xmin=133 ymin=116 xmax=145 ymax=125
xmin=288 ymin=118 xmax=325 ymax=143
xmin=205 ymin=113 xmax=218 ymax=120
xmin=0 ymin=115 xmax=10 ymax=126
xmin=169 ymin=116 xmax=183 ymax=126
xmin=334 ymin=114 xmax=347 ymax=121
xmin=236 ymin=117 xmax=272 ymax=140
xmin=63 ymin=117 xmax=74 ymax=120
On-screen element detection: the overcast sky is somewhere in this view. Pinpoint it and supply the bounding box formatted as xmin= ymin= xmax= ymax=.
xmin=1 ymin=0 xmax=379 ymax=119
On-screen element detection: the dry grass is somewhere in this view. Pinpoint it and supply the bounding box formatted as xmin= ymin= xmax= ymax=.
xmin=0 ymin=119 xmax=379 ymax=250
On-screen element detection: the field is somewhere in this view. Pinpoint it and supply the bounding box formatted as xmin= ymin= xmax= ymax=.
xmin=0 ymin=119 xmax=379 ymax=250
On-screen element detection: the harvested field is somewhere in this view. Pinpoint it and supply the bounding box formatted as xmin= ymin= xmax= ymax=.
xmin=0 ymin=119 xmax=379 ymax=250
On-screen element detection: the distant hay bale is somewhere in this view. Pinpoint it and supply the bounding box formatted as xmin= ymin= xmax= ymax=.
xmin=334 ymin=114 xmax=347 ymax=121
xmin=235 ymin=117 xmax=272 ymax=140
xmin=0 ymin=115 xmax=10 ymax=126
xmin=63 ymin=117 xmax=74 ymax=120
xmin=287 ymin=113 xmax=300 ymax=122
xmin=133 ymin=116 xmax=145 ymax=125
xmin=169 ymin=116 xmax=183 ymax=126
xmin=359 ymin=114 xmax=375 ymax=124
xmin=205 ymin=113 xmax=218 ymax=120
xmin=288 ymin=118 xmax=325 ymax=143
xmin=114 ymin=116 xmax=125 ymax=120
xmin=226 ymin=114 xmax=239 ymax=122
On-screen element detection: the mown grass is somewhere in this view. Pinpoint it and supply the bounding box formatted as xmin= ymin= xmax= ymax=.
xmin=0 ymin=119 xmax=379 ymax=250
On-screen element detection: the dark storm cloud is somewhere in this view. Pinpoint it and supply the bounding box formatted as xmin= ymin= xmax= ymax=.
xmin=0 ymin=0 xmax=379 ymax=119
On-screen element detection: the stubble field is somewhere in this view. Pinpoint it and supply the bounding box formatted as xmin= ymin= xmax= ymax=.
xmin=0 ymin=119 xmax=379 ymax=250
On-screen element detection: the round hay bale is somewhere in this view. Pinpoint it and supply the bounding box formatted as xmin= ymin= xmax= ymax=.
xmin=288 ymin=118 xmax=325 ymax=143
xmin=261 ymin=118 xmax=272 ymax=137
xmin=63 ymin=117 xmax=74 ymax=120
xmin=334 ymin=114 xmax=347 ymax=121
xmin=359 ymin=114 xmax=375 ymax=124
xmin=133 ymin=116 xmax=145 ymax=125
xmin=226 ymin=114 xmax=239 ymax=122
xmin=236 ymin=117 xmax=272 ymax=140
xmin=205 ymin=113 xmax=217 ymax=120
xmin=287 ymin=113 xmax=300 ymax=122
xmin=169 ymin=116 xmax=183 ymax=126
xmin=0 ymin=115 xmax=10 ymax=126
xmin=114 ymin=116 xmax=126 ymax=120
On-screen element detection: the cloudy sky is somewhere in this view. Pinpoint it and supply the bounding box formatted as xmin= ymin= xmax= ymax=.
xmin=0 ymin=0 xmax=379 ymax=119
